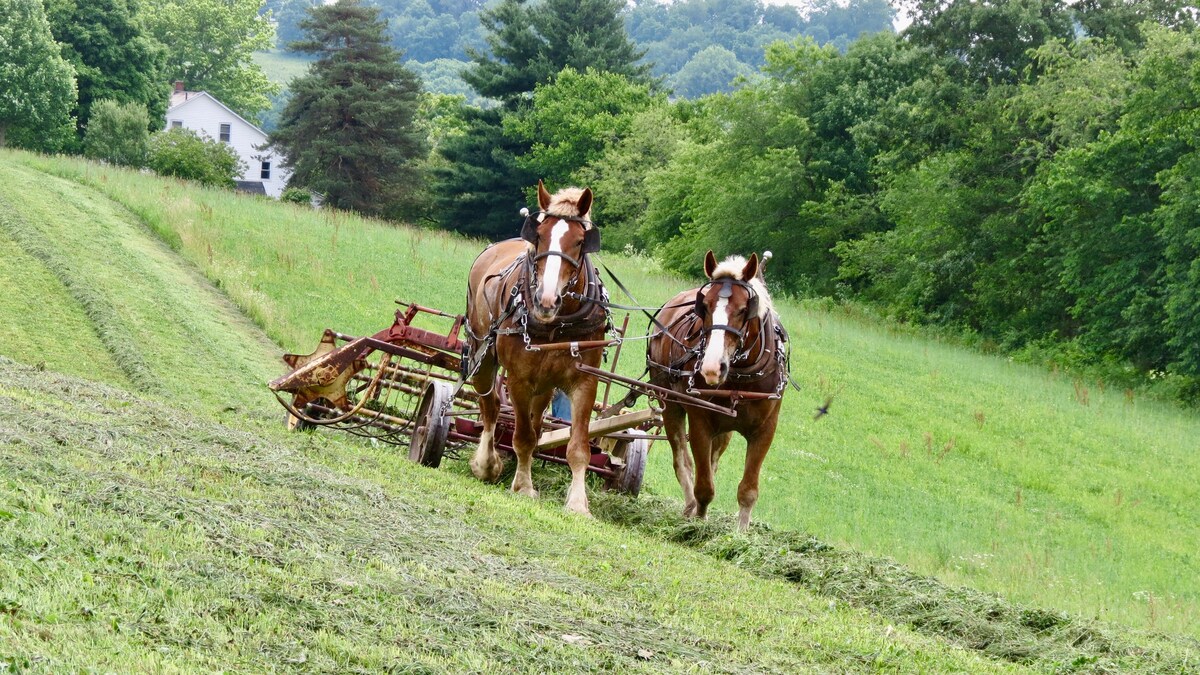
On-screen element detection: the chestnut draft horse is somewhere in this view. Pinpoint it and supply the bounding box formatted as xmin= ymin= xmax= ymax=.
xmin=647 ymin=251 xmax=790 ymax=530
xmin=464 ymin=181 xmax=609 ymax=515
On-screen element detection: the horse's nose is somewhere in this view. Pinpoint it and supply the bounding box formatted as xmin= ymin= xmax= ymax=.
xmin=701 ymin=360 xmax=726 ymax=386
xmin=537 ymin=286 xmax=560 ymax=311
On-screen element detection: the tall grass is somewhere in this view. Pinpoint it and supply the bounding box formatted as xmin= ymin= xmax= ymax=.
xmin=19 ymin=151 xmax=1200 ymax=638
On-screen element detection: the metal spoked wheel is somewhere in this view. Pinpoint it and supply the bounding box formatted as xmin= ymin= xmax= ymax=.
xmin=606 ymin=437 xmax=649 ymax=496
xmin=408 ymin=380 xmax=453 ymax=467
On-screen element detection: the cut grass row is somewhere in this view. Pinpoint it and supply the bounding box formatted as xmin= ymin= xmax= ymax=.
xmin=22 ymin=151 xmax=1200 ymax=638
xmin=2 ymin=150 xmax=1197 ymax=670
xmin=0 ymin=160 xmax=281 ymax=419
xmin=0 ymin=358 xmax=1020 ymax=673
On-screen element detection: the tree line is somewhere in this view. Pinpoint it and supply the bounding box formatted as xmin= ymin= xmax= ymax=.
xmin=418 ymin=0 xmax=1200 ymax=401
xmin=1 ymin=0 xmax=277 ymax=151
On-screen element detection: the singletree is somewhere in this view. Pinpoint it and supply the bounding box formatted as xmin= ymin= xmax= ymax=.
xmin=44 ymin=0 xmax=167 ymax=140
xmin=141 ymin=0 xmax=279 ymax=120
xmin=0 ymin=0 xmax=76 ymax=149
xmin=270 ymin=0 xmax=427 ymax=218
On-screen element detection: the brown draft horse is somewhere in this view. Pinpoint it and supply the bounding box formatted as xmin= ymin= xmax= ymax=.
xmin=647 ymin=251 xmax=788 ymax=530
xmin=464 ymin=181 xmax=609 ymax=515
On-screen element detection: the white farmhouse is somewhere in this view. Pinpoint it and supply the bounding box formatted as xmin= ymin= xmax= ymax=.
xmin=164 ymin=81 xmax=290 ymax=197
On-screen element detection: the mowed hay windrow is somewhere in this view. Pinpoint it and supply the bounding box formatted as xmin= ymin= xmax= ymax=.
xmin=2 ymin=149 xmax=1198 ymax=671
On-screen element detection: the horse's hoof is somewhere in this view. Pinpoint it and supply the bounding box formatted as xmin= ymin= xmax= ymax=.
xmin=682 ymin=502 xmax=698 ymax=518
xmin=470 ymin=457 xmax=502 ymax=482
xmin=513 ymin=486 xmax=539 ymax=499
xmin=565 ymin=502 xmax=592 ymax=517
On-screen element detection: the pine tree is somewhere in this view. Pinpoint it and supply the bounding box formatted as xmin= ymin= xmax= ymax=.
xmin=464 ymin=0 xmax=652 ymax=107
xmin=270 ymin=0 xmax=426 ymax=218
xmin=435 ymin=0 xmax=651 ymax=237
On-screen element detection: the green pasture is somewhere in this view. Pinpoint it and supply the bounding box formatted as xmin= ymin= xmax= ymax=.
xmin=22 ymin=151 xmax=1199 ymax=639
xmin=0 ymin=149 xmax=1030 ymax=671
xmin=3 ymin=358 xmax=1023 ymax=672
xmin=252 ymin=49 xmax=314 ymax=87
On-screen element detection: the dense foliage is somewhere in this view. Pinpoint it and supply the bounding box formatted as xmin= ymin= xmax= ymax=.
xmin=431 ymin=0 xmax=651 ymax=237
xmin=83 ymin=99 xmax=151 ymax=167
xmin=270 ymin=0 xmax=426 ymax=218
xmin=0 ymin=0 xmax=77 ymax=151
xmin=44 ymin=0 xmax=167 ymax=141
xmin=146 ymin=127 xmax=244 ymax=187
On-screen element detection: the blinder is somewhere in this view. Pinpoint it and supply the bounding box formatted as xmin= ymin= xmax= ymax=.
xmin=693 ymin=279 xmax=759 ymax=322
xmin=519 ymin=210 xmax=601 ymax=254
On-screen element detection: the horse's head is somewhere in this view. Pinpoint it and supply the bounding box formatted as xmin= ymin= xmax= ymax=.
xmin=521 ymin=180 xmax=599 ymax=323
xmin=695 ymin=250 xmax=772 ymax=386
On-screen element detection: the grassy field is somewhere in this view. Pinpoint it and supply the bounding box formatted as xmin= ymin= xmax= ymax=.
xmin=0 ymin=151 xmax=1035 ymax=672
xmin=2 ymin=148 xmax=1198 ymax=670
xmin=3 ymin=358 xmax=1039 ymax=672
xmin=252 ymin=49 xmax=314 ymax=87
xmin=21 ymin=151 xmax=1200 ymax=640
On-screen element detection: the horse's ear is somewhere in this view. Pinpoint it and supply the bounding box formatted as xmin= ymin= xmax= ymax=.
xmin=703 ymin=250 xmax=717 ymax=279
xmin=742 ymin=253 xmax=759 ymax=281
xmin=537 ymin=179 xmax=552 ymax=211
xmin=577 ymin=188 xmax=593 ymax=219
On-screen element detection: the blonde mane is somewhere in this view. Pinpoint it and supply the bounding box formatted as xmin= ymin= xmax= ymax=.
xmin=546 ymin=187 xmax=592 ymax=221
xmin=710 ymin=255 xmax=773 ymax=319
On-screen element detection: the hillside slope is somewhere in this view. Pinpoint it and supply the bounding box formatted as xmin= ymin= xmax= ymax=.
xmin=1 ymin=358 xmax=1015 ymax=672
xmin=0 ymin=160 xmax=280 ymax=417
xmin=0 ymin=150 xmax=1196 ymax=672
xmin=19 ymin=151 xmax=1200 ymax=638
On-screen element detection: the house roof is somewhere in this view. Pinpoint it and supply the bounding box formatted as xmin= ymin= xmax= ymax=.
xmin=166 ymin=90 xmax=269 ymax=139
xmin=234 ymin=181 xmax=268 ymax=195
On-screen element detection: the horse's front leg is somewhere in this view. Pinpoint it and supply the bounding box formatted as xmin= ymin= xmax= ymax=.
xmin=689 ymin=413 xmax=716 ymax=520
xmin=563 ymin=378 xmax=598 ymax=516
xmin=469 ymin=355 xmax=503 ymax=482
xmin=662 ymin=402 xmax=697 ymax=517
xmin=509 ymin=386 xmax=551 ymax=499
xmin=736 ymin=408 xmax=780 ymax=530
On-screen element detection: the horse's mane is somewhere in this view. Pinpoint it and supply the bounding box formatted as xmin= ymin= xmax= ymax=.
xmin=711 ymin=255 xmax=773 ymax=319
xmin=546 ymin=187 xmax=592 ymax=221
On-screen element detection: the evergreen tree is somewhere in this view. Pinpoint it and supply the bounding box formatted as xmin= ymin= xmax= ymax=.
xmin=0 ymin=0 xmax=76 ymax=150
xmin=464 ymin=0 xmax=651 ymax=106
xmin=435 ymin=0 xmax=650 ymax=237
xmin=270 ymin=0 xmax=427 ymax=218
xmin=44 ymin=0 xmax=167 ymax=140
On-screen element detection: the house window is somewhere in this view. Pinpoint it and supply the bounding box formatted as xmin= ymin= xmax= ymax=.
xmin=260 ymin=161 xmax=271 ymax=180
xmin=170 ymin=120 xmax=182 ymax=128
xmin=219 ymin=123 xmax=231 ymax=142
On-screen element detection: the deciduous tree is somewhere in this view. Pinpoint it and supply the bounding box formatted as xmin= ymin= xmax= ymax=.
xmin=84 ymin=99 xmax=151 ymax=167
xmin=141 ymin=0 xmax=279 ymax=120
xmin=44 ymin=0 xmax=166 ymax=139
xmin=0 ymin=0 xmax=76 ymax=150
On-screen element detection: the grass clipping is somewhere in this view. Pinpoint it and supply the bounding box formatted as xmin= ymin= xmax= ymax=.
xmin=558 ymin=484 xmax=1199 ymax=673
